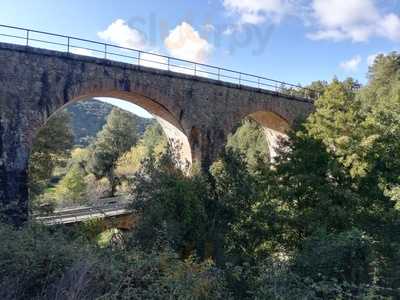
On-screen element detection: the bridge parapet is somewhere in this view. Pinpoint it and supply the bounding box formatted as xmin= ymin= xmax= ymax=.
xmin=0 ymin=24 xmax=318 ymax=101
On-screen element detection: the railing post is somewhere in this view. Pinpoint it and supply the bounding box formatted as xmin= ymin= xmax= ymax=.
xmin=239 ymin=73 xmax=241 ymax=85
xmin=138 ymin=51 xmax=141 ymax=66
xmin=104 ymin=43 xmax=107 ymax=59
xmin=194 ymin=63 xmax=197 ymax=76
xmin=168 ymin=57 xmax=170 ymax=71
xmin=67 ymin=37 xmax=70 ymax=53
xmin=26 ymin=29 xmax=29 ymax=46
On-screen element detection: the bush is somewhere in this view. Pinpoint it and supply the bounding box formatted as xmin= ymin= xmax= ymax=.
xmin=103 ymin=250 xmax=228 ymax=299
xmin=85 ymin=174 xmax=111 ymax=202
xmin=128 ymin=151 xmax=209 ymax=258
xmin=293 ymin=229 xmax=373 ymax=285
xmin=0 ymin=222 xmax=228 ymax=299
xmin=0 ymin=223 xmax=109 ymax=299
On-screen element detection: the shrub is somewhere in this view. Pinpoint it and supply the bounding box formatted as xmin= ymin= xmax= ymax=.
xmin=293 ymin=229 xmax=373 ymax=285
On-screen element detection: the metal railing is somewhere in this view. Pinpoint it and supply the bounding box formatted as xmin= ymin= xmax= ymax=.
xmin=0 ymin=24 xmax=318 ymax=100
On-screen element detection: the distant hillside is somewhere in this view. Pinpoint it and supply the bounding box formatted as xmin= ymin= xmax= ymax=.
xmin=67 ymin=99 xmax=155 ymax=147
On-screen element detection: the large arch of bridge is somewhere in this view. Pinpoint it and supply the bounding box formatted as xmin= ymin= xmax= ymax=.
xmin=34 ymin=90 xmax=193 ymax=168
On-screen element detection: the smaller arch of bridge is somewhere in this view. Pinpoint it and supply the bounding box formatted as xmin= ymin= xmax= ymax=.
xmin=248 ymin=111 xmax=289 ymax=160
xmin=227 ymin=110 xmax=291 ymax=162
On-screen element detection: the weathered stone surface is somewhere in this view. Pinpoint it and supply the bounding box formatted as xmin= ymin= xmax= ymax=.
xmin=0 ymin=42 xmax=314 ymax=225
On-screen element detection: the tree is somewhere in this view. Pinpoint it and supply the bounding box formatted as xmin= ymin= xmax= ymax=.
xmin=141 ymin=122 xmax=168 ymax=153
xmin=226 ymin=118 xmax=269 ymax=170
xmin=54 ymin=164 xmax=87 ymax=206
xmin=128 ymin=149 xmax=209 ymax=258
xmin=29 ymin=111 xmax=74 ymax=199
xmin=271 ymin=127 xmax=362 ymax=249
xmin=87 ymin=108 xmax=139 ymax=196
xmin=307 ymin=55 xmax=400 ymax=211
xmin=116 ymin=122 xmax=168 ymax=178
xmin=365 ymin=52 xmax=400 ymax=100
xmin=268 ymin=58 xmax=400 ymax=290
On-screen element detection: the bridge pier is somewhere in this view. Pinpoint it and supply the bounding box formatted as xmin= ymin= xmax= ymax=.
xmin=0 ymin=117 xmax=33 ymax=226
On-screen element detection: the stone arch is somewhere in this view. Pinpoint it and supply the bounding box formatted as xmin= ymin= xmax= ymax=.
xmin=227 ymin=110 xmax=291 ymax=162
xmin=47 ymin=90 xmax=193 ymax=168
xmin=247 ymin=111 xmax=290 ymax=160
xmin=25 ymin=92 xmax=194 ymax=221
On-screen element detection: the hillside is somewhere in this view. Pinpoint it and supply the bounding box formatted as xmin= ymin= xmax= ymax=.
xmin=66 ymin=99 xmax=155 ymax=147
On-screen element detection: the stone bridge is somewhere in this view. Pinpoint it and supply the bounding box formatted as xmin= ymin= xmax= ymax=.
xmin=0 ymin=42 xmax=314 ymax=225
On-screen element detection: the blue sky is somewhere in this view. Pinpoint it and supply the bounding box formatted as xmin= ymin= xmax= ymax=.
xmin=0 ymin=1 xmax=399 ymax=89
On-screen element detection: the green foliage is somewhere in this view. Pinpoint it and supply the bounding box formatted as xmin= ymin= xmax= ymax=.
xmin=271 ymin=128 xmax=361 ymax=248
xmin=103 ymin=251 xmax=228 ymax=300
xmin=252 ymin=262 xmax=385 ymax=300
xmin=210 ymin=150 xmax=270 ymax=264
xmin=29 ymin=111 xmax=74 ymax=200
xmin=302 ymin=54 xmax=400 ymax=252
xmin=141 ymin=121 xmax=168 ymax=153
xmin=293 ymin=229 xmax=373 ymax=285
xmin=226 ymin=118 xmax=269 ymax=169
xmin=88 ymin=108 xmax=139 ymax=195
xmin=128 ymin=147 xmax=276 ymax=265
xmin=0 ymin=222 xmax=228 ymax=300
xmin=128 ymin=149 xmax=209 ymax=258
xmin=54 ymin=164 xmax=87 ymax=206
xmin=366 ymin=52 xmax=400 ymax=99
xmin=116 ymin=122 xmax=168 ymax=178
xmin=307 ymin=78 xmax=366 ymax=177
xmin=0 ymin=223 xmax=103 ymax=299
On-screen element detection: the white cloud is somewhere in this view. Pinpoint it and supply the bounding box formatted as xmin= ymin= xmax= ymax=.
xmin=98 ymin=19 xmax=147 ymax=49
xmin=223 ymin=0 xmax=292 ymax=25
xmin=164 ymin=22 xmax=213 ymax=63
xmin=378 ymin=13 xmax=400 ymax=41
xmin=308 ymin=0 xmax=400 ymax=42
xmin=96 ymin=20 xmax=211 ymax=77
xmin=340 ymin=55 xmax=362 ymax=72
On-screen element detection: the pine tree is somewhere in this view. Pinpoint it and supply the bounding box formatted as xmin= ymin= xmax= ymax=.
xmin=88 ymin=108 xmax=139 ymax=196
